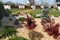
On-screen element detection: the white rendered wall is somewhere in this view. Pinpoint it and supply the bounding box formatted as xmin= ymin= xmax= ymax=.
xmin=19 ymin=5 xmax=25 ymax=9
xmin=4 ymin=5 xmax=11 ymax=9
xmin=58 ymin=6 xmax=60 ymax=10
xmin=31 ymin=6 xmax=36 ymax=10
xmin=41 ymin=6 xmax=44 ymax=9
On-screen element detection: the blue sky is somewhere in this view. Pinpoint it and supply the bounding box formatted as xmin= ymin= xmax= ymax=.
xmin=2 ymin=0 xmax=56 ymax=5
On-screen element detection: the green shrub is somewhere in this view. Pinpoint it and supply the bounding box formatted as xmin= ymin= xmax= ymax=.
xmin=17 ymin=17 xmax=25 ymax=21
xmin=13 ymin=14 xmax=19 ymax=16
xmin=5 ymin=9 xmax=12 ymax=17
xmin=9 ymin=36 xmax=28 ymax=40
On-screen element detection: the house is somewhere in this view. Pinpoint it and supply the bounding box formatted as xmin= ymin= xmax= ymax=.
xmin=4 ymin=4 xmax=11 ymax=9
xmin=4 ymin=1 xmax=14 ymax=9
xmin=4 ymin=4 xmax=25 ymax=9
xmin=57 ymin=2 xmax=60 ymax=10
xmin=4 ymin=1 xmax=25 ymax=9
xmin=18 ymin=4 xmax=25 ymax=9
xmin=31 ymin=6 xmax=36 ymax=10
xmin=56 ymin=0 xmax=60 ymax=10
xmin=25 ymin=4 xmax=31 ymax=9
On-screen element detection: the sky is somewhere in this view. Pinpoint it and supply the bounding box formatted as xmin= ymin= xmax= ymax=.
xmin=2 ymin=0 xmax=56 ymax=5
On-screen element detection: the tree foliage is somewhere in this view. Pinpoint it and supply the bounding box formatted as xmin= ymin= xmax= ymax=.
xmin=5 ymin=9 xmax=12 ymax=17
xmin=0 ymin=2 xmax=5 ymax=20
xmin=0 ymin=20 xmax=2 ymax=26
xmin=0 ymin=2 xmax=12 ymax=19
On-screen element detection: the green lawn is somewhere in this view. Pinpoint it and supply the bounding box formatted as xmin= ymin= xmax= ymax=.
xmin=29 ymin=9 xmax=60 ymax=18
xmin=10 ymin=8 xmax=26 ymax=13
xmin=50 ymin=9 xmax=60 ymax=16
xmin=10 ymin=8 xmax=60 ymax=17
xmin=29 ymin=9 xmax=42 ymax=18
xmin=29 ymin=9 xmax=42 ymax=14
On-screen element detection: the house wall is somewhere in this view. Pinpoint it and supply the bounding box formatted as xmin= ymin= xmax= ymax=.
xmin=25 ymin=6 xmax=31 ymax=9
xmin=31 ymin=6 xmax=36 ymax=10
xmin=19 ymin=5 xmax=25 ymax=9
xmin=41 ymin=6 xmax=44 ymax=9
xmin=58 ymin=6 xmax=60 ymax=10
xmin=4 ymin=5 xmax=11 ymax=9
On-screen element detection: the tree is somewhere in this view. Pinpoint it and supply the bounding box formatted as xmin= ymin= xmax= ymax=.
xmin=0 ymin=2 xmax=12 ymax=19
xmin=0 ymin=26 xmax=17 ymax=39
xmin=0 ymin=20 xmax=2 ymax=26
xmin=0 ymin=0 xmax=2 ymax=2
xmin=28 ymin=0 xmax=35 ymax=6
xmin=0 ymin=2 xmax=5 ymax=20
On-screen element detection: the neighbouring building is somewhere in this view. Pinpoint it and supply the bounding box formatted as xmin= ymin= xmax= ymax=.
xmin=25 ymin=4 xmax=32 ymax=9
xmin=4 ymin=1 xmax=14 ymax=9
xmin=4 ymin=3 xmax=25 ymax=9
xmin=28 ymin=0 xmax=36 ymax=9
xmin=11 ymin=4 xmax=25 ymax=9
xmin=18 ymin=4 xmax=25 ymax=9
xmin=56 ymin=0 xmax=60 ymax=10
xmin=4 ymin=4 xmax=11 ymax=9
xmin=31 ymin=6 xmax=36 ymax=10
xmin=4 ymin=1 xmax=25 ymax=9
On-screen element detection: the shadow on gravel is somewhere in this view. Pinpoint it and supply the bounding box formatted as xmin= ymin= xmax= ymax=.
xmin=28 ymin=31 xmax=44 ymax=40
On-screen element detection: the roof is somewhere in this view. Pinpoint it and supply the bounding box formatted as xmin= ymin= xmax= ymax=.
xmin=4 ymin=1 xmax=25 ymax=6
xmin=4 ymin=1 xmax=14 ymax=5
xmin=56 ymin=0 xmax=60 ymax=2
xmin=57 ymin=2 xmax=60 ymax=4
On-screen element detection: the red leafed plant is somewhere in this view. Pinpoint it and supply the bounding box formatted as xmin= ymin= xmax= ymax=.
xmin=25 ymin=15 xmax=36 ymax=30
xmin=41 ymin=19 xmax=60 ymax=39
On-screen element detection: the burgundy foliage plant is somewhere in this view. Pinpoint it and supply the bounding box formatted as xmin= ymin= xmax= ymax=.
xmin=25 ymin=15 xmax=36 ymax=30
xmin=41 ymin=19 xmax=60 ymax=39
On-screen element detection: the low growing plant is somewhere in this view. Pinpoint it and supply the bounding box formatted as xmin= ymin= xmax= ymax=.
xmin=0 ymin=26 xmax=17 ymax=39
xmin=9 ymin=36 xmax=28 ymax=40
